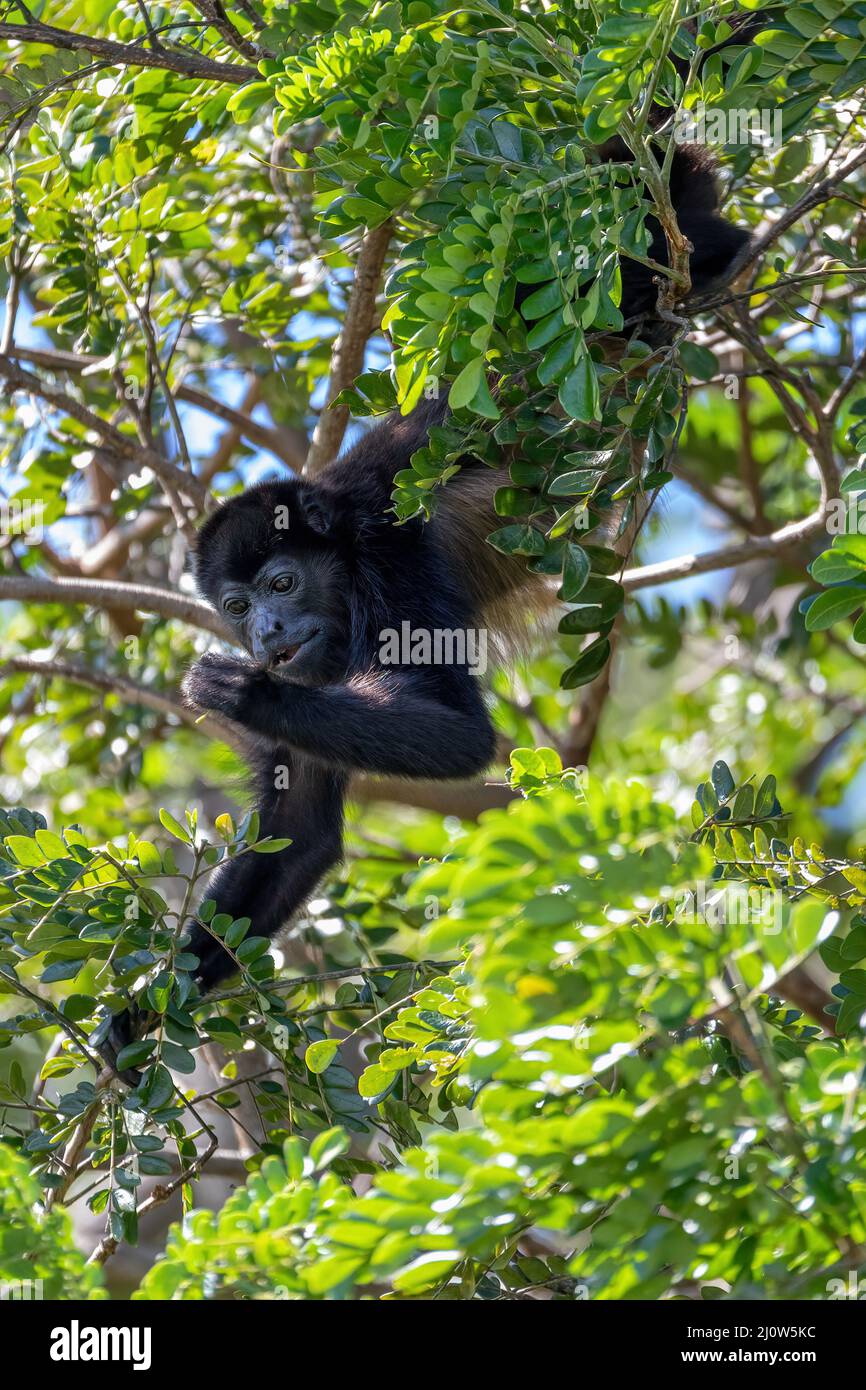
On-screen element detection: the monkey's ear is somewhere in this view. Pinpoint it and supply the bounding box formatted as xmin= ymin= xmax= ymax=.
xmin=298 ymin=487 xmax=337 ymax=536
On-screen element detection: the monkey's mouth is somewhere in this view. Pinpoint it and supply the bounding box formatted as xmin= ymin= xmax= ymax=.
xmin=269 ymin=629 xmax=320 ymax=669
xmin=271 ymin=643 xmax=303 ymax=667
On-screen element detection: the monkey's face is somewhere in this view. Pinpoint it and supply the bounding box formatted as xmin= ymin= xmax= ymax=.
xmin=217 ymin=549 xmax=349 ymax=684
xmin=194 ymin=480 xmax=352 ymax=686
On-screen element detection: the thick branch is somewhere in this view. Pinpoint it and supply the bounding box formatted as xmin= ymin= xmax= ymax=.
xmin=5 ymin=655 xmax=244 ymax=748
xmin=5 ymin=650 xmax=512 ymax=816
xmin=78 ymin=505 xmax=173 ymax=578
xmin=304 ymin=220 xmax=393 ymax=476
xmin=0 ymin=19 xmax=257 ymax=84
xmin=349 ymin=773 xmax=515 ymax=818
xmin=0 ymin=573 xmax=231 ymax=638
xmin=189 ymin=2 xmax=262 ymax=61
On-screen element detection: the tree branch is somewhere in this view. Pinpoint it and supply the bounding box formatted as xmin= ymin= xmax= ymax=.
xmin=78 ymin=505 xmax=175 ymax=578
xmin=348 ymin=772 xmax=515 ymax=818
xmin=0 ymin=353 xmax=206 ymax=538
xmin=740 ymin=145 xmax=866 ymax=273
xmin=0 ymin=574 xmax=231 ymax=638
xmin=4 ymin=347 xmax=304 ymax=471
xmin=735 ymin=354 xmax=769 ymax=534
xmin=178 ymin=384 xmax=304 ymax=470
xmin=188 ymin=1 xmax=262 ymax=61
xmin=5 ymin=655 xmax=245 ymax=750
xmin=304 ymin=220 xmax=393 ymax=476
xmin=621 ymin=509 xmax=827 ymax=592
xmin=5 ymin=650 xmax=515 ymax=816
xmin=0 ymin=18 xmax=258 ymax=84
xmin=825 ymin=339 xmax=866 ymax=418
xmin=88 ymin=1091 xmax=219 ymax=1267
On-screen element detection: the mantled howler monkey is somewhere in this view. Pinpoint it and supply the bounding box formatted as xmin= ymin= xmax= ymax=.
xmin=102 ymin=139 xmax=752 ymax=1067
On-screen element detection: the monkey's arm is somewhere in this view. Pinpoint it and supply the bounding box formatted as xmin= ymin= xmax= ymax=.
xmin=183 ymin=654 xmax=496 ymax=780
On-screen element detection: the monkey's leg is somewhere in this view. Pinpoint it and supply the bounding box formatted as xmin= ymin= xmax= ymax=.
xmin=187 ymin=752 xmax=346 ymax=992
xmin=100 ymin=753 xmax=346 ymax=1074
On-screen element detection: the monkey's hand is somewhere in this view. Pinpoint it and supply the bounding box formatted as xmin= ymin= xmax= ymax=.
xmin=182 ymin=652 xmax=274 ymax=726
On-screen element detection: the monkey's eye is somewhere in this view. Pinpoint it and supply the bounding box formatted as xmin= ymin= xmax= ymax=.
xmin=271 ymin=574 xmax=296 ymax=594
xmin=224 ymin=597 xmax=249 ymax=617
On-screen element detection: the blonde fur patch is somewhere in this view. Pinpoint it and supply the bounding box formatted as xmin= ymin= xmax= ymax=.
xmin=429 ymin=465 xmax=560 ymax=665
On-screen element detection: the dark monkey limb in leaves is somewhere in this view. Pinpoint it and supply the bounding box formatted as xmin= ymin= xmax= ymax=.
xmin=101 ymin=134 xmax=754 ymax=1069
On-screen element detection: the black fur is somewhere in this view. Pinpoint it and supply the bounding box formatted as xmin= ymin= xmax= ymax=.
xmin=586 ymin=143 xmax=752 ymax=326
xmin=178 ymin=142 xmax=750 ymax=998
xmin=180 ymin=414 xmax=496 ymax=994
xmin=102 ymin=135 xmax=754 ymax=1067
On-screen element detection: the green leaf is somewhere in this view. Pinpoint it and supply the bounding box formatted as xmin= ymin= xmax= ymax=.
xmin=449 ymin=358 xmax=484 ymax=410
xmin=755 ymin=775 xmax=778 ymax=817
xmin=559 ymin=544 xmax=591 ymax=600
xmin=4 ymin=836 xmax=45 ymax=866
xmin=487 ymin=524 xmax=545 ymax=557
xmin=358 ymin=1063 xmax=396 ymax=1099
xmin=226 ymin=82 xmax=273 ymax=121
xmin=804 ymin=584 xmax=866 ymax=631
xmin=679 ymin=341 xmax=719 ymax=380
xmin=309 ymin=1127 xmax=350 ymax=1170
xmin=136 ymin=840 xmax=162 ymax=874
xmin=35 ymin=829 xmax=67 ymax=858
xmin=809 ymin=550 xmax=866 ymax=584
xmin=236 ymin=936 xmax=271 ymax=964
xmin=224 ymin=917 xmax=251 ymax=949
xmin=711 ymin=761 xmax=736 ymax=801
xmin=159 ymin=808 xmax=190 ymax=842
xmin=160 ymin=1042 xmax=196 ymax=1075
xmin=116 ymin=1040 xmax=157 ymax=1070
xmin=305 ymin=1040 xmax=339 ymax=1074
xmin=558 ymin=356 xmax=600 ymax=422
xmin=561 ymin=637 xmax=611 ymax=689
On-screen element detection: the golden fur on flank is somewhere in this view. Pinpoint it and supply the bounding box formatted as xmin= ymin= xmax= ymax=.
xmin=430 ymin=463 xmax=560 ymax=663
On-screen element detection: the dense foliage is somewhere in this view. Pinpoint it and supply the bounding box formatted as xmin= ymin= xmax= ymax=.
xmin=2 ymin=0 xmax=866 ymax=1299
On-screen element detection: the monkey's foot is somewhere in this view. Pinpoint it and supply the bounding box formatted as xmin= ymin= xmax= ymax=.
xmin=94 ymin=1002 xmax=157 ymax=1087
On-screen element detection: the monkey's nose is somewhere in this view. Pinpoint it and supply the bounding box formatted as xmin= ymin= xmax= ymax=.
xmin=252 ymin=621 xmax=289 ymax=663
